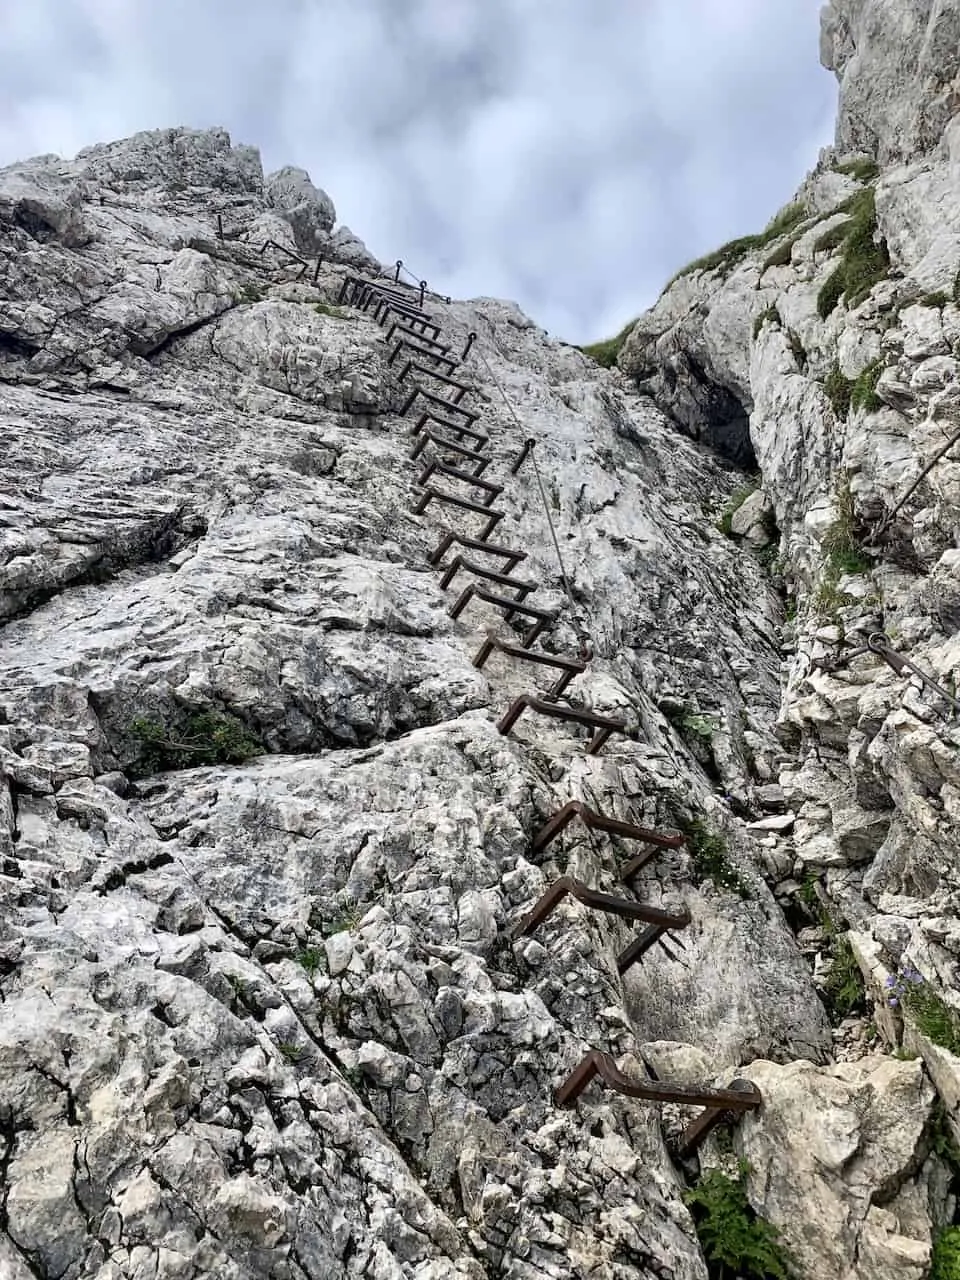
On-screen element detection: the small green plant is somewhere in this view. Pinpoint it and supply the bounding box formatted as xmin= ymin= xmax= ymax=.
xmin=822 ymin=475 xmax=872 ymax=576
xmin=816 ymin=188 xmax=890 ymax=317
xmin=719 ymin=481 xmax=760 ymax=536
xmin=824 ymin=362 xmax=853 ymax=419
xmin=278 ymin=1040 xmax=306 ymax=1063
xmin=850 ymin=360 xmax=884 ymax=413
xmin=130 ymin=711 xmax=263 ymax=775
xmin=681 ymin=819 xmax=750 ymax=899
xmin=681 ymin=712 xmax=720 ymax=742
xmin=297 ymin=947 xmax=326 ymax=977
xmin=822 ymin=936 xmax=867 ymax=1021
xmin=752 ymin=306 xmax=780 ymax=340
xmin=921 ymin=291 xmax=951 ymax=309
xmin=581 ymin=316 xmax=640 ymax=368
xmin=786 ymin=329 xmax=806 ymax=370
xmin=236 ymin=282 xmax=263 ymax=304
xmin=684 ymin=1159 xmax=795 ymax=1280
xmin=322 ymin=904 xmax=364 ymax=936
xmin=953 ymin=266 xmax=960 ymax=306
xmin=314 ymin=301 xmax=346 ymax=319
xmin=834 ymin=157 xmax=880 ymax=183
xmin=666 ymin=204 xmax=806 ymax=289
xmin=931 ymin=1227 xmax=960 ymax=1280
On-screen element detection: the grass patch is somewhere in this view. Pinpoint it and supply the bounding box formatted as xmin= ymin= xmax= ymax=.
xmin=681 ymin=818 xmax=750 ymax=898
xmin=816 ymin=188 xmax=890 ymax=317
xmin=130 ymin=710 xmax=263 ymax=776
xmin=719 ymin=481 xmax=760 ymax=536
xmin=906 ymin=984 xmax=960 ymax=1055
xmin=822 ymin=474 xmax=872 ymax=575
xmin=822 ymin=935 xmax=867 ymax=1021
xmin=834 ymin=157 xmax=880 ymax=182
xmin=921 ymin=291 xmax=951 ymax=309
xmin=752 ymin=306 xmax=780 ymax=340
xmin=954 ymin=266 xmax=960 ymax=306
xmin=932 ymin=1228 xmax=960 ymax=1280
xmin=315 ymin=301 xmax=346 ymax=319
xmin=684 ymin=1160 xmax=795 ymax=1280
xmin=666 ymin=203 xmax=806 ymax=289
xmin=296 ymin=947 xmax=326 ymax=977
xmin=813 ymin=221 xmax=850 ymax=254
xmin=235 ymin=282 xmax=264 ymax=304
xmin=850 ymin=360 xmax=884 ymax=413
xmin=581 ymin=316 xmax=640 ymax=368
xmin=824 ymin=362 xmax=853 ymax=419
xmin=817 ymin=267 xmax=846 ymax=319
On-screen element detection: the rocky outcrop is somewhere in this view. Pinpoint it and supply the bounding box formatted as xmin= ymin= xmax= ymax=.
xmin=4 ymin=2 xmax=960 ymax=1271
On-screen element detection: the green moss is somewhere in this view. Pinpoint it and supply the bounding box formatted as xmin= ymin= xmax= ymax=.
xmin=752 ymin=306 xmax=780 ymax=340
xmin=931 ymin=1228 xmax=960 ymax=1280
xmin=816 ymin=189 xmax=890 ymax=316
xmin=666 ymin=203 xmax=806 ymax=289
xmin=681 ymin=819 xmax=751 ymax=899
xmin=850 ymin=360 xmax=884 ymax=413
xmin=822 ymin=936 xmax=867 ymax=1021
xmin=581 ymin=316 xmax=641 ymax=369
xmin=130 ymin=710 xmax=263 ymax=776
xmin=834 ymin=157 xmax=880 ymax=182
xmin=684 ymin=1160 xmax=796 ymax=1280
xmin=719 ymin=481 xmax=760 ymax=536
xmin=824 ymin=362 xmax=853 ymax=419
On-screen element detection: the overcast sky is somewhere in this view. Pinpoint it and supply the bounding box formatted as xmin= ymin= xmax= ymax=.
xmin=0 ymin=0 xmax=837 ymax=344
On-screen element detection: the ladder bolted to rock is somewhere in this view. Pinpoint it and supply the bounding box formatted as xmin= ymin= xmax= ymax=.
xmin=335 ymin=267 xmax=763 ymax=1144
xmin=555 ymin=1052 xmax=761 ymax=1156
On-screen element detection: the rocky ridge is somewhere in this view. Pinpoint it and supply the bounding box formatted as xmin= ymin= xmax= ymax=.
xmin=1 ymin=4 xmax=959 ymax=1278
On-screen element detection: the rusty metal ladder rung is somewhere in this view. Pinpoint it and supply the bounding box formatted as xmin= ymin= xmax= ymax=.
xmin=439 ymin=555 xmax=538 ymax=601
xmin=429 ymin=531 xmax=527 ymax=574
xmin=375 ymin=301 xmax=442 ymax=340
xmin=497 ymin=694 xmax=625 ymax=754
xmin=410 ymin=431 xmax=491 ymax=478
xmin=401 ymin=385 xmax=481 ymax=424
xmin=411 ymin=411 xmax=489 ymax=450
xmin=389 ymin=338 xmax=458 ymax=375
xmin=531 ymin=800 xmax=685 ymax=856
xmin=385 ymin=321 xmax=450 ymax=354
xmin=473 ymin=632 xmax=586 ymax=699
xmin=511 ymin=875 xmax=690 ymax=975
xmin=449 ymin=585 xmax=556 ymax=648
xmin=554 ymin=1051 xmax=761 ymax=1156
xmin=418 ymin=460 xmax=503 ymax=508
xmin=414 ymin=487 xmax=504 ymax=541
xmin=399 ymin=359 xmax=475 ymax=404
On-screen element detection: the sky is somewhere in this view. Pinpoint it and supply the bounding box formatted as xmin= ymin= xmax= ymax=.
xmin=0 ymin=0 xmax=838 ymax=344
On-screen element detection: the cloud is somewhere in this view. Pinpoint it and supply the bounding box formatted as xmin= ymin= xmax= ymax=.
xmin=0 ymin=0 xmax=836 ymax=342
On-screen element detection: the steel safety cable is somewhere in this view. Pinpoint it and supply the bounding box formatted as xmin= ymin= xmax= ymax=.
xmin=474 ymin=342 xmax=592 ymax=652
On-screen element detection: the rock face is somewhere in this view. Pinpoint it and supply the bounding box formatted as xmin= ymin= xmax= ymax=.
xmin=2 ymin=6 xmax=960 ymax=1273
